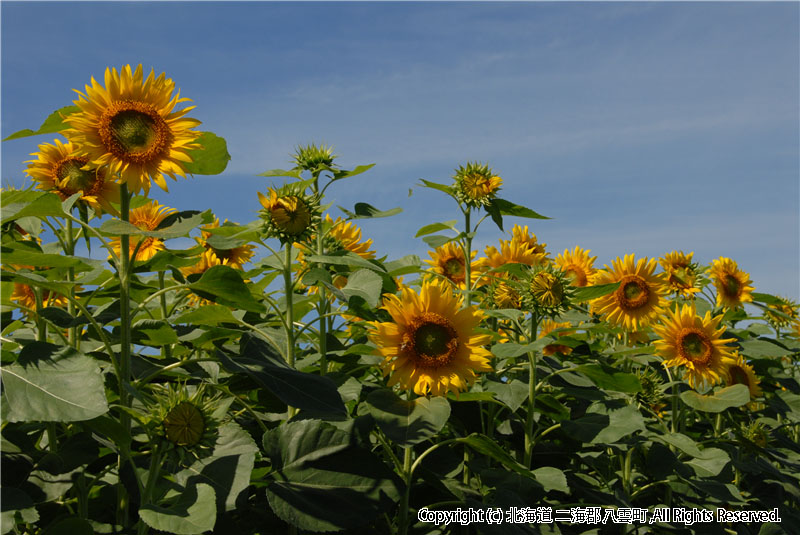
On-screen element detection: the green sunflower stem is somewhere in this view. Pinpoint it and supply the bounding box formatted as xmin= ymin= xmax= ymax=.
xmin=284 ymin=244 xmax=297 ymax=419
xmin=117 ymin=183 xmax=133 ymax=529
xmin=524 ymin=313 xmax=539 ymax=469
xmin=398 ymin=444 xmax=414 ymax=535
xmin=137 ymin=443 xmax=164 ymax=535
xmin=463 ymin=207 xmax=472 ymax=308
xmin=65 ymin=217 xmax=78 ymax=347
xmin=317 ymin=220 xmax=329 ymax=376
xmin=157 ymin=272 xmax=173 ymax=360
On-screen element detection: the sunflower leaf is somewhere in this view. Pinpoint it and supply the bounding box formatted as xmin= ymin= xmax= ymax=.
xmin=338 ymin=202 xmax=402 ymax=220
xmin=680 ymin=384 xmax=750 ymax=413
xmin=187 ymin=265 xmax=265 ymax=313
xmin=330 ymin=163 xmax=375 ymax=181
xmin=2 ymin=105 xmax=79 ymax=141
xmin=1 ymin=192 xmax=66 ymax=224
xmin=491 ymin=198 xmax=550 ymax=220
xmin=573 ymin=282 xmax=621 ymax=302
xmin=184 ymin=132 xmax=230 ymax=175
xmin=415 ymin=220 xmax=458 ymax=238
xmin=365 ymin=389 xmax=451 ymax=446
xmin=418 ymin=179 xmax=455 ymax=196
xmin=574 ymin=363 xmax=642 ymax=393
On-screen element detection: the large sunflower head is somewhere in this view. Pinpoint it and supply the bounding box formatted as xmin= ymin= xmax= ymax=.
xmin=511 ymin=225 xmax=548 ymax=257
xmin=424 ymin=241 xmax=480 ymax=289
xmin=764 ymin=296 xmax=798 ymax=329
xmin=64 ymin=65 xmax=201 ymax=194
xmin=554 ymin=246 xmax=596 ymax=288
xmin=25 ymin=139 xmax=120 ymax=216
xmin=321 ymin=214 xmax=375 ymax=259
xmin=590 ymin=254 xmax=668 ymax=331
xmin=258 ymin=185 xmax=320 ymax=244
xmin=197 ymin=218 xmax=255 ymax=269
xmin=708 ymin=257 xmax=754 ymax=309
xmin=538 ymin=319 xmax=575 ymax=356
xmin=10 ymin=283 xmax=70 ymax=315
xmin=659 ymin=251 xmax=701 ymax=298
xmin=369 ymin=280 xmax=493 ymax=396
xmin=109 ymin=200 xmax=177 ymax=262
xmin=723 ymin=352 xmax=763 ymax=399
xmin=453 ymin=162 xmax=502 ymax=208
xmin=477 ymin=238 xmax=548 ymax=272
xmin=653 ymin=303 xmax=735 ymax=390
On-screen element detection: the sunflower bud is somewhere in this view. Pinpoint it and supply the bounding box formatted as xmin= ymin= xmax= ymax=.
xmin=292 ymin=143 xmax=337 ymax=173
xmin=258 ymin=184 xmax=321 ymax=244
xmin=453 ymin=162 xmax=502 ymax=208
xmin=522 ymin=265 xmax=573 ymax=317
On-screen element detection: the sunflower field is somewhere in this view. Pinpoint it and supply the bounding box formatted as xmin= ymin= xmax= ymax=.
xmin=2 ymin=65 xmax=800 ymax=535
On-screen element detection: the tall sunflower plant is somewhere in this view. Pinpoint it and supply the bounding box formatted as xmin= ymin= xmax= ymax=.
xmin=2 ymin=65 xmax=800 ymax=535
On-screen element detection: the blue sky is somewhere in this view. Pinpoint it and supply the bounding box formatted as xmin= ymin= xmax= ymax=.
xmin=2 ymin=2 xmax=798 ymax=300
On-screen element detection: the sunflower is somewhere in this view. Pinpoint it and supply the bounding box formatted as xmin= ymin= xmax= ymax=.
xmin=10 ymin=283 xmax=70 ymax=314
xmin=109 ymin=200 xmax=176 ymax=261
xmin=764 ymin=296 xmax=798 ymax=329
xmin=322 ymin=215 xmax=375 ymax=259
xmin=369 ymin=280 xmax=492 ymax=396
xmin=554 ymin=246 xmax=595 ymax=287
xmin=723 ymin=352 xmax=762 ymax=398
xmin=196 ymin=218 xmax=255 ymax=269
xmin=25 ymin=139 xmax=120 ymax=215
xmin=489 ymin=277 xmax=524 ymax=310
xmin=538 ymin=319 xmax=574 ymax=356
xmin=659 ymin=251 xmax=701 ymax=298
xmin=477 ymin=238 xmax=548 ymax=273
xmin=590 ymin=254 xmax=667 ymax=331
xmin=424 ymin=242 xmax=481 ymax=289
xmin=453 ymin=162 xmax=502 ymax=208
xmin=653 ymin=303 xmax=735 ymax=390
xmin=511 ymin=225 xmax=548 ymax=257
xmin=258 ymin=186 xmax=319 ymax=243
xmin=708 ymin=257 xmax=754 ymax=309
xmin=293 ymin=143 xmax=337 ymax=172
xmin=64 ymin=65 xmax=201 ymax=194
xmin=524 ymin=266 xmax=572 ymax=316
xmin=180 ymin=250 xmax=224 ymax=306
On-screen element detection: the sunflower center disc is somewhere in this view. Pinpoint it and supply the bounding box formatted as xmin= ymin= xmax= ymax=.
xmin=728 ymin=365 xmax=750 ymax=387
xmin=110 ymin=110 xmax=160 ymax=153
xmin=55 ymin=157 xmax=93 ymax=193
xmin=164 ymin=401 xmax=205 ymax=447
xmin=679 ymin=331 xmax=713 ymax=364
xmin=565 ymin=266 xmax=587 ymax=287
xmin=409 ymin=312 xmax=458 ymax=367
xmin=723 ymin=274 xmax=741 ymax=297
xmin=617 ymin=276 xmax=650 ymax=310
xmin=444 ymin=258 xmax=465 ymax=279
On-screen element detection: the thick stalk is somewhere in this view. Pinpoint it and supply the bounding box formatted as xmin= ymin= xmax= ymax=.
xmin=524 ymin=314 xmax=539 ymax=468
xmin=283 ymin=245 xmax=297 ymax=418
xmin=117 ymin=184 xmax=132 ymax=529
xmin=137 ymin=443 xmax=164 ymax=535
xmin=398 ymin=445 xmax=413 ymax=535
xmin=157 ymin=272 xmax=173 ymax=360
xmin=463 ymin=208 xmax=472 ymax=308
xmin=65 ymin=217 xmax=78 ymax=347
xmin=317 ymin=227 xmax=329 ymax=375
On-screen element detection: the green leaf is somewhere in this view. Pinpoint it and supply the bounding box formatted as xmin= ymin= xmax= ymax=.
xmin=98 ymin=210 xmax=214 ymax=239
xmin=341 ymin=269 xmax=383 ymax=308
xmin=184 ymin=132 xmax=230 ymax=175
xmin=535 ymin=394 xmax=571 ymax=421
xmin=264 ymin=419 xmax=401 ymax=532
xmin=139 ymin=482 xmax=216 ymax=535
xmin=562 ymin=404 xmax=645 ymax=444
xmin=573 ymin=282 xmax=621 ymax=302
xmin=331 ymin=163 xmax=375 ymax=182
xmin=365 ymin=389 xmax=450 ymax=446
xmin=132 ymin=320 xmax=179 ymax=347
xmin=0 ymin=245 xmax=98 ymax=271
xmin=175 ymin=423 xmax=258 ymax=512
xmin=574 ymin=363 xmax=642 ymax=393
xmin=1 ymin=192 xmax=66 ymax=224
xmin=422 ymin=234 xmax=457 ymax=249
xmin=217 ymin=333 xmax=346 ymax=416
xmin=655 ymin=432 xmax=704 ymax=458
xmin=2 ymin=105 xmax=79 ymax=141
xmin=686 ymin=447 xmax=731 ymax=477
xmin=751 ymin=292 xmax=785 ymax=305
xmin=490 ymin=198 xmax=550 ymax=220
xmin=415 ymin=220 xmax=458 ymax=238
xmin=491 ymin=340 xmax=549 ymax=359
xmin=532 ymin=466 xmax=569 ymax=494
xmin=339 ymin=202 xmax=402 ymax=220
xmin=188 ymin=265 xmax=265 ymax=313
xmin=384 ymin=255 xmax=422 ymax=277
xmin=258 ymin=168 xmax=303 ymax=179
xmin=40 ymin=517 xmax=94 ymax=535
xmin=174 ymin=305 xmax=240 ymax=327
xmin=738 ymin=339 xmax=792 ymax=358
xmin=485 ymin=379 xmax=528 ymax=412
xmin=457 ymin=434 xmax=534 ymax=480
xmin=419 ymin=179 xmax=455 ymax=196
xmin=2 ymin=342 xmax=108 ymax=422
xmin=680 ymin=384 xmax=750 ymax=413
xmin=304 ymin=252 xmax=386 ymax=272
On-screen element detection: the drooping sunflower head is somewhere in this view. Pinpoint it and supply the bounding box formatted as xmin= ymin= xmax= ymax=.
xmin=292 ymin=143 xmax=337 ymax=173
xmin=764 ymin=296 xmax=799 ymax=329
xmin=659 ymin=251 xmax=701 ymax=298
xmin=538 ymin=319 xmax=575 ymax=356
xmin=197 ymin=218 xmax=255 ymax=269
xmin=554 ymin=246 xmax=596 ymax=288
xmin=708 ymin=257 xmax=754 ymax=309
xmin=258 ymin=185 xmax=320 ymax=244
xmin=653 ymin=303 xmax=735 ymax=390
xmin=635 ymin=367 xmax=667 ymax=416
xmin=453 ymin=162 xmax=502 ymax=208
xmin=109 ymin=200 xmax=177 ymax=262
xmin=369 ymin=280 xmax=493 ymax=396
xmin=321 ymin=214 xmax=375 ymax=259
xmin=724 ymin=352 xmax=763 ymax=399
xmin=148 ymin=384 xmax=220 ymax=462
xmin=477 ymin=238 xmax=548 ymax=273
xmin=25 ymin=139 xmax=120 ymax=216
xmin=523 ymin=265 xmax=573 ymax=317
xmin=424 ymin=241 xmax=480 ymax=289
xmin=590 ymin=254 xmax=668 ymax=331
xmin=64 ymin=65 xmax=202 ymax=194
xmin=488 ymin=276 xmax=524 ymax=310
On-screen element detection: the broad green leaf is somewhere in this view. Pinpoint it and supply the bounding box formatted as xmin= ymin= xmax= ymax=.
xmin=133 ymin=247 xmax=204 ymax=273
xmin=217 ymin=333 xmax=345 ymax=416
xmin=258 ymin=168 xmax=303 ymax=179
xmin=304 ymin=252 xmax=386 ymax=272
xmin=422 ymin=234 xmax=457 ymax=248
xmin=1 ymin=488 xmax=38 ymax=534
xmin=2 ymin=105 xmax=79 ymax=141
xmin=1 ymin=192 xmax=65 ymax=224
xmin=2 ymin=342 xmax=108 ymax=422
xmin=574 ymin=363 xmax=642 ymax=393
xmin=0 ymin=245 xmax=100 ymax=271
xmin=330 ymin=163 xmax=375 ymax=181
xmin=339 ymin=202 xmax=402 ymax=220
xmin=139 ymin=482 xmax=216 ymax=535
xmin=686 ymin=447 xmax=731 ymax=477
xmin=132 ymin=320 xmax=178 ymax=346
xmin=175 ymin=423 xmax=258 ymax=512
xmin=415 ymin=220 xmax=458 ymax=238
xmin=418 ymin=179 xmax=455 ymax=196
xmin=491 ymin=198 xmax=550 ymax=220
xmin=485 ymin=379 xmax=528 ymax=412
xmin=174 ymin=305 xmax=240 ymax=326
xmin=751 ymin=292 xmax=784 ymax=305
xmin=680 ymin=384 xmax=750 ymax=413
xmin=384 ymin=255 xmax=422 ymax=277
xmin=532 ymin=466 xmax=569 ymax=494
xmin=264 ymin=419 xmax=401 ymax=532
xmin=365 ymin=389 xmax=450 ymax=446
xmin=188 ymin=265 xmax=265 ymax=313
xmin=446 ymin=391 xmax=496 ymax=402
xmin=457 ymin=434 xmax=534 ymax=480
xmin=573 ymin=282 xmax=621 ymax=302
xmin=655 ymin=433 xmax=703 ymax=458
xmin=39 ymin=516 xmax=93 ymax=535
xmin=562 ymin=404 xmax=645 ymax=444
xmin=491 ymin=340 xmax=549 ymax=359
xmin=738 ymin=339 xmax=792 ymax=358
xmin=535 ymin=394 xmax=571 ymax=421
xmin=184 ymin=132 xmax=230 ymax=175
xmin=301 ymin=268 xmax=333 ymax=287
xmin=341 ymin=269 xmax=383 ymax=308
xmin=98 ymin=210 xmax=213 ymax=239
